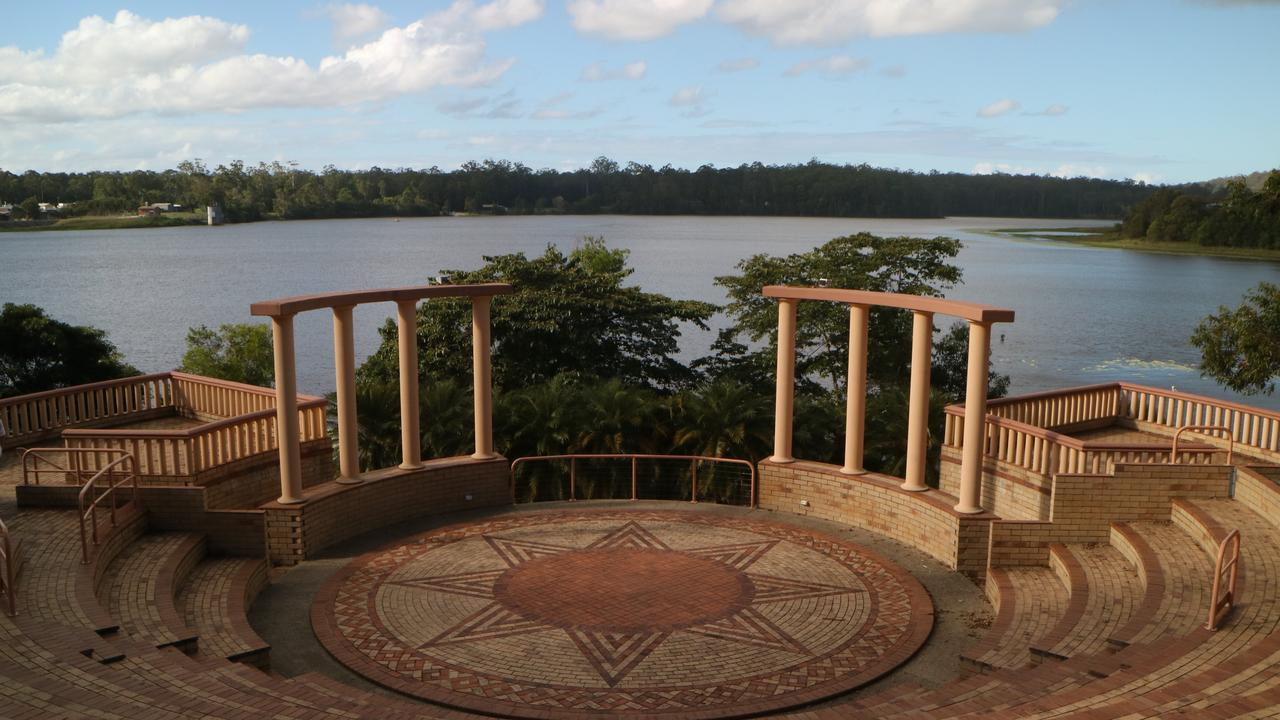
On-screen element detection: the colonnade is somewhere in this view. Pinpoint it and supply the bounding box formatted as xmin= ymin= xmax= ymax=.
xmin=251 ymin=284 xmax=512 ymax=504
xmin=763 ymin=286 xmax=1014 ymax=514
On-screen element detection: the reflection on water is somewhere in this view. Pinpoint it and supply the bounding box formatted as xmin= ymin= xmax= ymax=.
xmin=1 ymin=215 xmax=1277 ymax=409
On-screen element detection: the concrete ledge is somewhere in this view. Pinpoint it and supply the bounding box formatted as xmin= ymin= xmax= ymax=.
xmin=757 ymin=459 xmax=995 ymax=579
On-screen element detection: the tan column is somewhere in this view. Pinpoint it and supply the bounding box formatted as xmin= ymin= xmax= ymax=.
xmin=332 ymin=305 xmax=361 ymax=483
xmin=903 ymin=310 xmax=933 ymax=491
xmin=841 ymin=303 xmax=870 ymax=475
xmin=396 ymin=300 xmax=423 ymax=470
xmin=471 ymin=296 xmax=497 ymax=459
xmin=770 ymin=299 xmax=798 ymax=463
xmin=270 ymin=314 xmax=303 ymax=504
xmin=957 ymin=320 xmax=992 ymax=514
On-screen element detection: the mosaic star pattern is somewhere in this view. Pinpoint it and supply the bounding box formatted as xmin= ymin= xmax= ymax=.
xmin=313 ymin=512 xmax=933 ymax=719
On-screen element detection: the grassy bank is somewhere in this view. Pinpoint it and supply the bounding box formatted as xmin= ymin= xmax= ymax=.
xmin=997 ymin=226 xmax=1280 ymax=262
xmin=0 ymin=212 xmax=206 ymax=232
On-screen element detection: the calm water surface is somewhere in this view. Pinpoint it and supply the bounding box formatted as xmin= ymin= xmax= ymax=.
xmin=2 ymin=215 xmax=1277 ymax=409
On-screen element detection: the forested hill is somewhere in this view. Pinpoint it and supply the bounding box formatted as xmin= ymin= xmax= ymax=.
xmin=1 ymin=158 xmax=1156 ymax=223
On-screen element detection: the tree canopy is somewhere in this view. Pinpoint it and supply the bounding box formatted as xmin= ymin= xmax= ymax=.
xmin=0 ymin=303 xmax=137 ymax=398
xmin=1192 ymin=282 xmax=1280 ymax=395
xmin=1119 ymin=171 xmax=1280 ymax=249
xmin=358 ymin=238 xmax=715 ymax=393
xmin=179 ymin=323 xmax=275 ymax=387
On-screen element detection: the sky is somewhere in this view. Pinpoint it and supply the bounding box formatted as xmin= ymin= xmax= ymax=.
xmin=1 ymin=0 xmax=1278 ymax=184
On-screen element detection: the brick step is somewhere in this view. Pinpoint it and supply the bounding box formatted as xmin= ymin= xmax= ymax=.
xmin=1108 ymin=520 xmax=1212 ymax=647
xmin=178 ymin=556 xmax=271 ymax=668
xmin=103 ymin=531 xmax=205 ymax=653
xmin=1029 ymin=542 xmax=1142 ymax=661
xmin=958 ymin=565 xmax=1069 ymax=671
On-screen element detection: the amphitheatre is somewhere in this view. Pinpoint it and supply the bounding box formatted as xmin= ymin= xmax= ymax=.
xmin=2 ymin=280 xmax=1278 ymax=719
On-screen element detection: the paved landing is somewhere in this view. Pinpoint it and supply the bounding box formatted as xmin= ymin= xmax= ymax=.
xmin=313 ymin=510 xmax=934 ymax=719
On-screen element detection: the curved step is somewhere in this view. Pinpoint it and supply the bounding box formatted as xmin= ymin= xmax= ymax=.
xmin=1031 ymin=543 xmax=1142 ymax=661
xmin=103 ymin=532 xmax=205 ymax=652
xmin=178 ymin=556 xmax=271 ymax=668
xmin=959 ymin=566 xmax=1069 ymax=671
xmin=1109 ymin=520 xmax=1210 ymax=645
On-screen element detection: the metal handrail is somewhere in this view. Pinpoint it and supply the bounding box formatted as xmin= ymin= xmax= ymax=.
xmin=77 ymin=453 xmax=140 ymax=565
xmin=1207 ymin=529 xmax=1242 ymax=631
xmin=0 ymin=516 xmax=15 ymax=617
xmin=1172 ymin=424 xmax=1234 ymax=465
xmin=510 ymin=453 xmax=757 ymax=507
xmin=21 ymin=446 xmax=130 ymax=486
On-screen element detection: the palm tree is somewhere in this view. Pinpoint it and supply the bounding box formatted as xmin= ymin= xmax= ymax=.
xmin=421 ymin=379 xmax=472 ymax=459
xmin=497 ymin=375 xmax=582 ymax=501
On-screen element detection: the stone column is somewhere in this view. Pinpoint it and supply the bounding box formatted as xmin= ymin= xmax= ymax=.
xmin=841 ymin=304 xmax=870 ymax=475
xmin=770 ymin=299 xmax=798 ymax=464
xmin=332 ymin=305 xmax=360 ymax=483
xmin=270 ymin=314 xmax=303 ymax=504
xmin=903 ymin=310 xmax=933 ymax=492
xmin=957 ymin=320 xmax=992 ymax=514
xmin=396 ymin=300 xmax=423 ymax=470
xmin=471 ymin=296 xmax=497 ymax=459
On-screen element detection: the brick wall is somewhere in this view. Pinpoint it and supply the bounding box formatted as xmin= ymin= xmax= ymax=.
xmin=142 ymin=486 xmax=267 ymax=557
xmin=988 ymin=462 xmax=1232 ymax=567
xmin=262 ymin=455 xmax=510 ymax=565
xmin=1236 ymin=467 xmax=1280 ymax=533
xmin=757 ymin=459 xmax=993 ymax=579
xmin=939 ymin=446 xmax=1052 ymax=521
xmin=200 ymin=440 xmax=331 ymax=509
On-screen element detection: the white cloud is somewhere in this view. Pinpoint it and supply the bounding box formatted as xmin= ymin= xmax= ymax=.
xmin=1026 ymin=103 xmax=1068 ymax=116
xmin=669 ymin=86 xmax=705 ymax=106
xmin=1131 ymin=172 xmax=1164 ymax=185
xmin=717 ymin=57 xmax=760 ymax=72
xmin=0 ymin=4 xmax=538 ymax=123
xmin=567 ymin=0 xmax=714 ymax=40
xmin=978 ymin=98 xmax=1021 ymax=118
xmin=581 ymin=60 xmax=647 ymax=81
xmin=784 ymin=55 xmax=870 ymax=77
xmin=717 ymin=0 xmax=1061 ymax=45
xmin=325 ymin=3 xmax=392 ymax=45
xmin=974 ymin=161 xmax=1109 ymax=178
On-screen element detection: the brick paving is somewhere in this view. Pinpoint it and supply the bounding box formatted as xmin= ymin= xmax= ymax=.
xmin=313 ymin=510 xmax=934 ymax=719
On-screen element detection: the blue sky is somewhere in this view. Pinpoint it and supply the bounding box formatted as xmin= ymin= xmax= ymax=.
xmin=2 ymin=0 xmax=1277 ymax=183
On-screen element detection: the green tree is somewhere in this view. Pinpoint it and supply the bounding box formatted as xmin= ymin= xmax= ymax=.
xmin=1192 ymin=282 xmax=1280 ymax=395
xmin=0 ymin=303 xmax=137 ymax=398
xmin=19 ymin=196 xmax=40 ymax=220
xmin=358 ymin=238 xmax=715 ymax=393
xmin=179 ymin=323 xmax=274 ymax=386
xmin=671 ymin=379 xmax=772 ymax=461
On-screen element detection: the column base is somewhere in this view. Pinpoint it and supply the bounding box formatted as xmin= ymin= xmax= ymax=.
xmin=399 ymin=462 xmax=424 ymax=471
xmin=954 ymin=503 xmax=984 ymax=514
xmin=471 ymin=451 xmax=500 ymax=460
xmin=900 ymin=483 xmax=930 ymax=492
xmin=840 ymin=467 xmax=868 ymax=476
xmin=768 ymin=455 xmax=795 ymax=464
xmin=276 ymin=495 xmax=306 ymax=505
xmin=335 ymin=476 xmax=363 ymax=485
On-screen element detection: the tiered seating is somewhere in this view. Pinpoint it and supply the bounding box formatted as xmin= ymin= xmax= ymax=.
xmin=4 ymin=476 xmax=1280 ymax=719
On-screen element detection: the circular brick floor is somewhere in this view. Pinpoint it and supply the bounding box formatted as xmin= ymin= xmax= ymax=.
xmin=312 ymin=510 xmax=933 ymax=719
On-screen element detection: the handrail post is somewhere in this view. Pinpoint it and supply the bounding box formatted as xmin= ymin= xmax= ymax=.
xmin=569 ymin=458 xmax=577 ymax=502
xmin=631 ymin=457 xmax=637 ymax=501
xmin=690 ymin=458 xmax=698 ymax=503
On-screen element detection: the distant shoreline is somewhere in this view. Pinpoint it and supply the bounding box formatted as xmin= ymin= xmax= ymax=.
xmin=992 ymin=226 xmax=1280 ymax=262
xmin=0 ymin=212 xmax=205 ymax=233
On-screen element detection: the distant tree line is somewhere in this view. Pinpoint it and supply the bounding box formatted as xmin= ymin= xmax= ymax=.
xmin=1119 ymin=171 xmax=1280 ymax=249
xmin=0 ymin=157 xmax=1158 ymax=223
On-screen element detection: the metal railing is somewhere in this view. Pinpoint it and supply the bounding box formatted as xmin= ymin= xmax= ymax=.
xmin=77 ymin=452 xmax=140 ymax=565
xmin=510 ymin=454 xmax=757 ymax=507
xmin=1173 ymin=424 xmax=1234 ymax=466
xmin=0 ymin=516 xmax=15 ymax=617
xmin=22 ymin=446 xmax=131 ymax=486
xmin=1207 ymin=529 xmax=1242 ymax=631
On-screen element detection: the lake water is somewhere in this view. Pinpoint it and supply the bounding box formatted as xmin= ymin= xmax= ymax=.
xmin=2 ymin=215 xmax=1278 ymax=410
